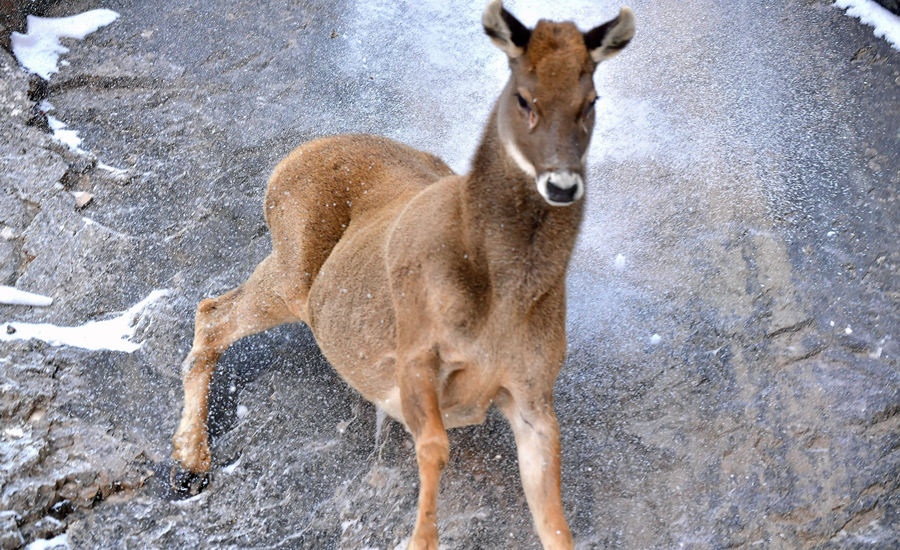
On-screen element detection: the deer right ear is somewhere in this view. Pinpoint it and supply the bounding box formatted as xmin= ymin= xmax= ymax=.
xmin=483 ymin=0 xmax=531 ymax=59
xmin=584 ymin=7 xmax=636 ymax=63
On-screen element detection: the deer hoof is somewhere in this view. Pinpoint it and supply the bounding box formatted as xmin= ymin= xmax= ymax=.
xmin=169 ymin=463 xmax=210 ymax=495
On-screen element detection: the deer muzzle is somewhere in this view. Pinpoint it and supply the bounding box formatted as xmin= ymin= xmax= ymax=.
xmin=536 ymin=171 xmax=584 ymax=206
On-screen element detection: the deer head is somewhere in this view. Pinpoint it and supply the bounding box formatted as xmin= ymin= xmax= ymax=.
xmin=483 ymin=0 xmax=635 ymax=206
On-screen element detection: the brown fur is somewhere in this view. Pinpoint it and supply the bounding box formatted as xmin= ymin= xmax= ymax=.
xmin=172 ymin=3 xmax=634 ymax=549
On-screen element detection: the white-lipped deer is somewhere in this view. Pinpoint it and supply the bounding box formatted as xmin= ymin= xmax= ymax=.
xmin=171 ymin=2 xmax=635 ymax=548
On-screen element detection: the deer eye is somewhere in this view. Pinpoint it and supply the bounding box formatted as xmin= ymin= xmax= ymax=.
xmin=584 ymin=97 xmax=598 ymax=115
xmin=515 ymin=92 xmax=530 ymax=111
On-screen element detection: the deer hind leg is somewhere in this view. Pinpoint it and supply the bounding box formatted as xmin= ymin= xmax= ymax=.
xmin=172 ymin=254 xmax=299 ymax=484
xmin=398 ymin=348 xmax=449 ymax=550
xmin=496 ymin=389 xmax=573 ymax=550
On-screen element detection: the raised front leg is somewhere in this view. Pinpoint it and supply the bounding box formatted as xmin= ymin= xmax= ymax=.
xmin=398 ymin=348 xmax=449 ymax=550
xmin=172 ymin=254 xmax=298 ymax=491
xmin=497 ymin=390 xmax=573 ymax=550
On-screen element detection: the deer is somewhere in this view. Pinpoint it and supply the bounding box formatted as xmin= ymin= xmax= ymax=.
xmin=170 ymin=1 xmax=635 ymax=548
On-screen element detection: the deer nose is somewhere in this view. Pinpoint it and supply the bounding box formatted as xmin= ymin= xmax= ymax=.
xmin=536 ymin=171 xmax=584 ymax=206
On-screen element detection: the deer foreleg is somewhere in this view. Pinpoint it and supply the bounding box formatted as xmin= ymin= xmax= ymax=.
xmin=498 ymin=391 xmax=573 ymax=550
xmin=399 ymin=348 xmax=449 ymax=550
xmin=172 ymin=348 xmax=219 ymax=473
xmin=172 ymin=254 xmax=299 ymax=490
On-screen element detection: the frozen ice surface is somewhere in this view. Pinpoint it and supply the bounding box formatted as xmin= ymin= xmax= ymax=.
xmin=10 ymin=9 xmax=120 ymax=79
xmin=0 ymin=289 xmax=169 ymax=352
xmin=835 ymin=0 xmax=900 ymax=49
xmin=0 ymin=286 xmax=53 ymax=307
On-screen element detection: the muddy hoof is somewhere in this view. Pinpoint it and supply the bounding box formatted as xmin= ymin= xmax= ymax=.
xmin=170 ymin=464 xmax=209 ymax=495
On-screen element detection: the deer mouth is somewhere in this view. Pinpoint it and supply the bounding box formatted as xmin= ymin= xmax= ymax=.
xmin=536 ymin=172 xmax=584 ymax=206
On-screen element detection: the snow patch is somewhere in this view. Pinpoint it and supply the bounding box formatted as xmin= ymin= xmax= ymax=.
xmin=614 ymin=253 xmax=627 ymax=269
xmin=24 ymin=533 xmax=69 ymax=550
xmin=649 ymin=333 xmax=662 ymax=345
xmin=835 ymin=0 xmax=900 ymax=50
xmin=0 ymin=286 xmax=53 ymax=307
xmin=10 ymin=9 xmax=120 ymax=79
xmin=0 ymin=289 xmax=169 ymax=352
xmin=46 ymin=115 xmax=85 ymax=153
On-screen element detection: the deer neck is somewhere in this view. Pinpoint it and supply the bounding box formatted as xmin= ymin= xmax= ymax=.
xmin=461 ymin=107 xmax=584 ymax=302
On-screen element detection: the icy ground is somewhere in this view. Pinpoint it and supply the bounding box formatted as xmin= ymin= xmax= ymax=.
xmin=0 ymin=0 xmax=898 ymax=549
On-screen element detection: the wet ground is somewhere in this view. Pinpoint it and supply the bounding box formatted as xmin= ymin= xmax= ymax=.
xmin=0 ymin=0 xmax=897 ymax=548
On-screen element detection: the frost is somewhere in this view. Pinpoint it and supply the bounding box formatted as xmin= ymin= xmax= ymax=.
xmin=0 ymin=290 xmax=169 ymax=352
xmin=835 ymin=0 xmax=900 ymax=50
xmin=0 ymin=286 xmax=53 ymax=307
xmin=11 ymin=9 xmax=120 ymax=79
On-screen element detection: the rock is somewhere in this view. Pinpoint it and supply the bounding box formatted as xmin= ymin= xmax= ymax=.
xmin=874 ymin=1 xmax=899 ymax=16
xmin=72 ymin=191 xmax=92 ymax=209
xmin=0 ymin=512 xmax=24 ymax=550
xmin=0 ymin=0 xmax=897 ymax=548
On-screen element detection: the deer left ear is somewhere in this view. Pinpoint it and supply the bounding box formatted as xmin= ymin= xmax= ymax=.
xmin=584 ymin=7 xmax=635 ymax=63
xmin=483 ymin=0 xmax=531 ymax=59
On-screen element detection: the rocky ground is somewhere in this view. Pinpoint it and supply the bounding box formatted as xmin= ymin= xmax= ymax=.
xmin=0 ymin=0 xmax=898 ymax=548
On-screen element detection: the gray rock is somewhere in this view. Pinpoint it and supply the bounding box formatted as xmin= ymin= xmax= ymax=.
xmin=874 ymin=1 xmax=899 ymax=16
xmin=0 ymin=0 xmax=897 ymax=549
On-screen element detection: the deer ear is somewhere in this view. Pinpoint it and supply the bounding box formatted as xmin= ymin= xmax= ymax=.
xmin=483 ymin=0 xmax=531 ymax=59
xmin=584 ymin=7 xmax=635 ymax=63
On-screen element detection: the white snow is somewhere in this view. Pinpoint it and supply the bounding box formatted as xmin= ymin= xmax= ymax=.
xmin=649 ymin=333 xmax=662 ymax=345
xmin=24 ymin=533 xmax=69 ymax=550
xmin=614 ymin=253 xmax=627 ymax=269
xmin=0 ymin=286 xmax=53 ymax=307
xmin=835 ymin=0 xmax=900 ymax=50
xmin=236 ymin=404 xmax=249 ymax=418
xmin=844 ymin=325 xmax=853 ymax=335
xmin=10 ymin=9 xmax=120 ymax=79
xmin=46 ymin=115 xmax=85 ymax=153
xmin=0 ymin=289 xmax=169 ymax=352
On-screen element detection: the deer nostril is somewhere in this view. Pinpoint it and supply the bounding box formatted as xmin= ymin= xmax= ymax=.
xmin=546 ymin=179 xmax=578 ymax=203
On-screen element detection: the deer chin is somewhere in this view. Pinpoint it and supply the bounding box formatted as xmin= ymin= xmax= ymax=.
xmin=536 ymin=171 xmax=584 ymax=206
